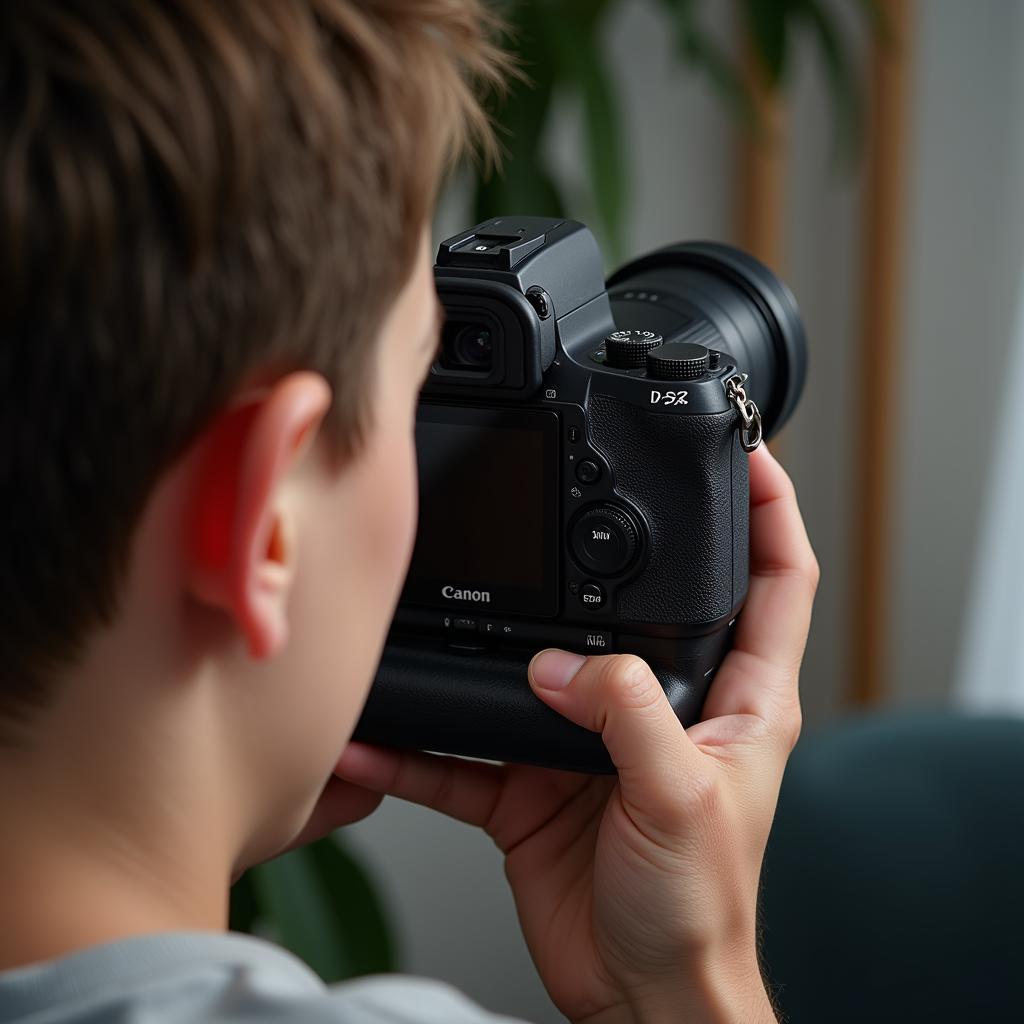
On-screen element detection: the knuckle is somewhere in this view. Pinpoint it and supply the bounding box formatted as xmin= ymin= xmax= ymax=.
xmin=782 ymin=556 xmax=820 ymax=598
xmin=392 ymin=754 xmax=417 ymax=796
xmin=670 ymin=769 xmax=720 ymax=823
xmin=780 ymin=473 xmax=799 ymax=504
xmin=602 ymin=654 xmax=659 ymax=709
xmin=631 ymin=766 xmax=722 ymax=834
xmin=805 ymin=552 xmax=822 ymax=590
xmin=780 ymin=704 xmax=803 ymax=752
xmin=429 ymin=765 xmax=457 ymax=810
xmin=766 ymin=682 xmax=803 ymax=752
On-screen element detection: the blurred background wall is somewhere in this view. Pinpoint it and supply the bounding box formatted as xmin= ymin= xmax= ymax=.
xmin=345 ymin=1 xmax=1024 ymax=1020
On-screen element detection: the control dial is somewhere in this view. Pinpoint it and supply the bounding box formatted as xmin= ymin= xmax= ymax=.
xmin=645 ymin=341 xmax=711 ymax=381
xmin=604 ymin=329 xmax=664 ymax=368
xmin=570 ymin=505 xmax=640 ymax=577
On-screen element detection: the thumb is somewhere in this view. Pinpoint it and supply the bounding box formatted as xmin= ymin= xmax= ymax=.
xmin=529 ymin=649 xmax=705 ymax=824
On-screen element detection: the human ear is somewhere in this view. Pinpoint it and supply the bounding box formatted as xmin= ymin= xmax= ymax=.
xmin=187 ymin=372 xmax=332 ymax=659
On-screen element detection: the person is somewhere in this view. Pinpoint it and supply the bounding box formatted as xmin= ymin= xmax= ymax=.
xmin=0 ymin=3 xmax=818 ymax=1023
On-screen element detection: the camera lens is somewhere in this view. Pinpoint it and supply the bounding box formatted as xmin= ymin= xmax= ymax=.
xmin=440 ymin=321 xmax=495 ymax=373
xmin=607 ymin=244 xmax=807 ymax=437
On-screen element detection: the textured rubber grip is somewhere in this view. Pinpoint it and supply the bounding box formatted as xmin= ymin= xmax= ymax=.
xmin=587 ymin=397 xmax=748 ymax=624
xmin=353 ymin=631 xmax=731 ymax=774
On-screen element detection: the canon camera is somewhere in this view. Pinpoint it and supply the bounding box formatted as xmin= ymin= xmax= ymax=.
xmin=353 ymin=216 xmax=807 ymax=772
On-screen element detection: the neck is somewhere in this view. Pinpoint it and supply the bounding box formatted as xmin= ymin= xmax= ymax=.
xmin=0 ymin=823 xmax=229 ymax=971
xmin=0 ymin=687 xmax=237 ymax=971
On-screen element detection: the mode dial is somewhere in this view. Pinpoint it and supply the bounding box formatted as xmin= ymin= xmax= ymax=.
xmin=604 ymin=329 xmax=664 ymax=368
xmin=645 ymin=342 xmax=711 ymax=381
xmin=570 ymin=505 xmax=640 ymax=577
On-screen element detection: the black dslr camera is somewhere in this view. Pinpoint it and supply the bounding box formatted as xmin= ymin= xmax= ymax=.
xmin=354 ymin=216 xmax=806 ymax=772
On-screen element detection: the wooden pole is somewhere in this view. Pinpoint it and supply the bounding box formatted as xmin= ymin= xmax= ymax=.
xmin=849 ymin=0 xmax=913 ymax=706
xmin=737 ymin=34 xmax=787 ymax=272
xmin=736 ymin=30 xmax=788 ymax=457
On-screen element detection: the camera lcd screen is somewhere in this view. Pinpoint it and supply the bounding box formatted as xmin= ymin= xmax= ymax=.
xmin=403 ymin=405 xmax=560 ymax=617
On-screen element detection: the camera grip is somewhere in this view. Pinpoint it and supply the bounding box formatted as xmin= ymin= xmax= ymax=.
xmin=588 ymin=397 xmax=748 ymax=625
xmin=354 ymin=632 xmax=730 ymax=774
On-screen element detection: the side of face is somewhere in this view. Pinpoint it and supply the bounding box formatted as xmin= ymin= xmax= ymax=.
xmin=213 ymin=230 xmax=440 ymax=859
xmin=15 ymin=229 xmax=439 ymax=877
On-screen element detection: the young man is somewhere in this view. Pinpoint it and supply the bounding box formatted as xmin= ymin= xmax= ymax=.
xmin=0 ymin=3 xmax=817 ymax=1023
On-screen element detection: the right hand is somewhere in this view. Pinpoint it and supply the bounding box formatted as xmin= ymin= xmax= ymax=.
xmin=336 ymin=444 xmax=817 ymax=1024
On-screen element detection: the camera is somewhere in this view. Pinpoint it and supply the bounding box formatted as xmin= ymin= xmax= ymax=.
xmin=353 ymin=216 xmax=807 ymax=772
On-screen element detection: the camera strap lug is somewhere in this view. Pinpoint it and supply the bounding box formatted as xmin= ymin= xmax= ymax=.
xmin=726 ymin=374 xmax=763 ymax=452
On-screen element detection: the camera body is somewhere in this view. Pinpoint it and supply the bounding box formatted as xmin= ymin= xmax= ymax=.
xmin=353 ymin=216 xmax=805 ymax=772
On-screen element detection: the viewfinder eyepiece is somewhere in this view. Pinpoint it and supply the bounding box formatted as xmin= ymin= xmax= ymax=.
xmin=440 ymin=321 xmax=494 ymax=372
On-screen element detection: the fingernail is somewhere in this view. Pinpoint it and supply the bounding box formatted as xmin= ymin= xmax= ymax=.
xmin=530 ymin=649 xmax=586 ymax=691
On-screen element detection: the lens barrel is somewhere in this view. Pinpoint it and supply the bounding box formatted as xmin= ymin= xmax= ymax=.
xmin=607 ymin=243 xmax=807 ymax=437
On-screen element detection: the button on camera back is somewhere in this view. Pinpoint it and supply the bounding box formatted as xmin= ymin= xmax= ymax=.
xmin=570 ymin=505 xmax=640 ymax=577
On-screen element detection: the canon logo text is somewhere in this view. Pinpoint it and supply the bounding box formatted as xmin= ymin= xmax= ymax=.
xmin=441 ymin=585 xmax=492 ymax=603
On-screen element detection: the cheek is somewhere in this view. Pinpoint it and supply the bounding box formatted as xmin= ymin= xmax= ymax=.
xmin=283 ymin=425 xmax=418 ymax=730
xmin=353 ymin=422 xmax=419 ymax=590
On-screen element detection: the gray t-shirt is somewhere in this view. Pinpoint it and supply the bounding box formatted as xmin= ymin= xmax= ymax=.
xmin=0 ymin=931 xmax=532 ymax=1023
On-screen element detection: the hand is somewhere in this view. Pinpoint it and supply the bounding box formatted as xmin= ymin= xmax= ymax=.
xmin=334 ymin=445 xmax=817 ymax=1024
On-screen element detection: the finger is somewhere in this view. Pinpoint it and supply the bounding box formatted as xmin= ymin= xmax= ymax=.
xmin=333 ymin=741 xmax=505 ymax=830
xmin=528 ymin=650 xmax=706 ymax=827
xmin=749 ymin=444 xmax=819 ymax=584
xmin=738 ymin=445 xmax=818 ymax=670
xmin=285 ymin=775 xmax=385 ymax=851
xmin=701 ymin=445 xmax=816 ymax=731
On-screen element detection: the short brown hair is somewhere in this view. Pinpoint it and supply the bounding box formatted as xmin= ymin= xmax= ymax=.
xmin=0 ymin=0 xmax=506 ymax=732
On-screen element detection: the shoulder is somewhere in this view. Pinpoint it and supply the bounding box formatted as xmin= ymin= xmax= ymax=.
xmin=315 ymin=974 xmax=532 ymax=1024
xmin=0 ymin=932 xmax=532 ymax=1024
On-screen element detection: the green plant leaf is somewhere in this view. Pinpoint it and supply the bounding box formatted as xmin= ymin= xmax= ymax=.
xmin=249 ymin=842 xmax=354 ymax=983
xmin=742 ymin=0 xmax=791 ymax=84
xmin=236 ymin=836 xmax=397 ymax=984
xmin=853 ymin=0 xmax=891 ymax=41
xmin=801 ymin=0 xmax=862 ymax=165
xmin=560 ymin=0 xmax=615 ymax=33
xmin=656 ymin=0 xmax=753 ymax=128
xmin=306 ymin=834 xmax=397 ymax=978
xmin=541 ymin=4 xmax=626 ymax=260
xmin=471 ymin=0 xmax=879 ymax=245
xmin=474 ymin=1 xmax=565 ymax=222
xmin=228 ymin=871 xmax=259 ymax=935
xmin=577 ymin=54 xmax=626 ymax=260
xmin=474 ymin=160 xmax=565 ymax=224
xmin=745 ymin=0 xmax=790 ymax=84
